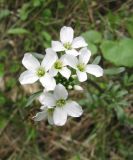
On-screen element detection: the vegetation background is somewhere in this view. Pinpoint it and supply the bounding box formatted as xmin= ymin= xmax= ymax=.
xmin=0 ymin=0 xmax=133 ymax=159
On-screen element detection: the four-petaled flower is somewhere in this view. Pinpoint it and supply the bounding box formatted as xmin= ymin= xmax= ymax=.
xmin=49 ymin=53 xmax=71 ymax=79
xmin=34 ymin=84 xmax=83 ymax=126
xmin=64 ymin=47 xmax=103 ymax=82
xmin=19 ymin=48 xmax=57 ymax=91
xmin=52 ymin=26 xmax=87 ymax=56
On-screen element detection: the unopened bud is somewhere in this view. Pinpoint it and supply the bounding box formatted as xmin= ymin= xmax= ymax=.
xmin=71 ymin=75 xmax=77 ymax=79
xmin=74 ymin=85 xmax=83 ymax=91
xmin=68 ymin=85 xmax=73 ymax=89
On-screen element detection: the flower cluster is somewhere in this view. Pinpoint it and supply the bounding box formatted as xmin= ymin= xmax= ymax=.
xmin=19 ymin=26 xmax=103 ymax=126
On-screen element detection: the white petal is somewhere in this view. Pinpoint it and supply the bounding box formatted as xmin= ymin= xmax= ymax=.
xmin=60 ymin=55 xmax=67 ymax=66
xmin=41 ymin=48 xmax=58 ymax=71
xmin=40 ymin=73 xmax=56 ymax=91
xmin=19 ymin=70 xmax=38 ymax=84
xmin=76 ymin=70 xmax=87 ymax=82
xmin=59 ymin=67 xmax=71 ymax=79
xmin=66 ymin=49 xmax=79 ymax=56
xmin=79 ymin=47 xmax=91 ymax=64
xmin=63 ymin=54 xmax=78 ymax=69
xmin=48 ymin=112 xmax=54 ymax=125
xmin=60 ymin=26 xmax=74 ymax=43
xmin=52 ymin=41 xmax=65 ymax=52
xmin=40 ymin=105 xmax=47 ymax=110
xmin=65 ymin=101 xmax=83 ymax=117
xmin=86 ymin=64 xmax=103 ymax=77
xmin=54 ymin=84 xmax=68 ymax=100
xmin=39 ymin=92 xmax=56 ymax=107
xmin=34 ymin=109 xmax=47 ymax=121
xmin=72 ymin=36 xmax=88 ymax=49
xmin=22 ymin=53 xmax=40 ymax=71
xmin=53 ymin=107 xmax=67 ymax=126
xmin=49 ymin=67 xmax=58 ymax=77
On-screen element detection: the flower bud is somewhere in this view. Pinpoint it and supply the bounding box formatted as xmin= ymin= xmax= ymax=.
xmin=74 ymin=85 xmax=83 ymax=91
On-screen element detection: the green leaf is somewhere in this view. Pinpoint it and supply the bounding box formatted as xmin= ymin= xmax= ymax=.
xmin=82 ymin=30 xmax=102 ymax=44
xmin=87 ymin=41 xmax=97 ymax=55
xmin=126 ymin=21 xmax=133 ymax=37
xmin=19 ymin=3 xmax=30 ymax=21
xmin=0 ymin=9 xmax=10 ymax=20
xmin=100 ymin=38 xmax=133 ymax=67
xmin=0 ymin=64 xmax=4 ymax=76
xmin=115 ymin=106 xmax=125 ymax=122
xmin=7 ymin=28 xmax=29 ymax=35
xmin=25 ymin=90 xmax=43 ymax=107
xmin=41 ymin=31 xmax=51 ymax=42
xmin=32 ymin=0 xmax=41 ymax=7
xmin=104 ymin=67 xmax=125 ymax=75
xmin=82 ymin=30 xmax=102 ymax=55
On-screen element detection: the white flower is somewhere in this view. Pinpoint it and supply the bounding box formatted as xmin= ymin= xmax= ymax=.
xmin=52 ymin=26 xmax=87 ymax=56
xmin=34 ymin=84 xmax=83 ymax=126
xmin=34 ymin=106 xmax=54 ymax=125
xmin=19 ymin=48 xmax=57 ymax=91
xmin=64 ymin=47 xmax=103 ymax=82
xmin=49 ymin=53 xmax=71 ymax=79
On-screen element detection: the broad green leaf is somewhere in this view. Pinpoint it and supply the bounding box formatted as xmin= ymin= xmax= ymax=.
xmin=25 ymin=90 xmax=43 ymax=107
xmin=82 ymin=30 xmax=102 ymax=44
xmin=87 ymin=41 xmax=97 ymax=55
xmin=104 ymin=67 xmax=125 ymax=75
xmin=82 ymin=30 xmax=102 ymax=55
xmin=100 ymin=38 xmax=133 ymax=67
xmin=7 ymin=28 xmax=29 ymax=35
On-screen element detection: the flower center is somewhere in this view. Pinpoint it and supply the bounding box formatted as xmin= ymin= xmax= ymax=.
xmin=77 ymin=63 xmax=85 ymax=72
xmin=56 ymin=99 xmax=66 ymax=107
xmin=54 ymin=60 xmax=63 ymax=70
xmin=48 ymin=108 xmax=54 ymax=114
xmin=63 ymin=42 xmax=72 ymax=50
xmin=37 ymin=68 xmax=45 ymax=77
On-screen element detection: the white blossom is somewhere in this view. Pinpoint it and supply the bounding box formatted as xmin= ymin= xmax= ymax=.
xmin=34 ymin=84 xmax=83 ymax=126
xmin=34 ymin=106 xmax=54 ymax=125
xmin=19 ymin=48 xmax=57 ymax=91
xmin=52 ymin=26 xmax=87 ymax=56
xmin=49 ymin=53 xmax=71 ymax=79
xmin=64 ymin=47 xmax=103 ymax=82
